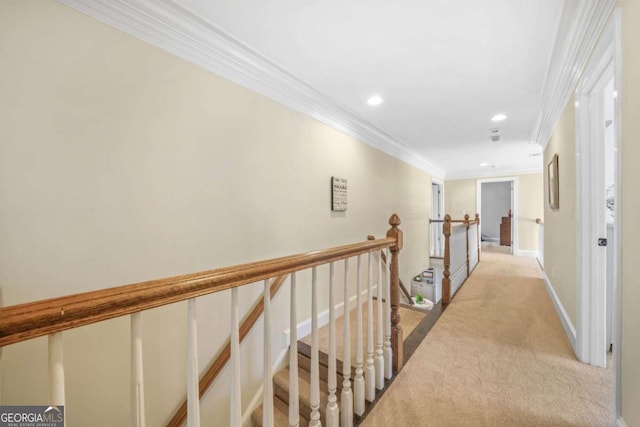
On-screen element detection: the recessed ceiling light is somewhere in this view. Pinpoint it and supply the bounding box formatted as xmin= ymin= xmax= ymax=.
xmin=367 ymin=95 xmax=383 ymax=106
xmin=491 ymin=114 xmax=507 ymax=122
xmin=480 ymin=162 xmax=489 ymax=167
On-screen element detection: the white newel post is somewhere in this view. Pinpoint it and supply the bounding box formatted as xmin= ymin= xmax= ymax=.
xmin=130 ymin=313 xmax=146 ymax=427
xmin=48 ymin=332 xmax=65 ymax=408
xmin=289 ymin=273 xmax=299 ymax=427
xmin=187 ymin=298 xmax=201 ymax=427
xmin=263 ymin=279 xmax=274 ymax=427
xmin=384 ymin=248 xmax=393 ymax=380
xmin=365 ymin=252 xmax=376 ymax=402
xmin=326 ymin=263 xmax=340 ymax=427
xmin=341 ymin=259 xmax=353 ymax=427
xmin=309 ymin=268 xmax=321 ymax=427
xmin=354 ymin=255 xmax=365 ymax=415
xmin=375 ymin=251 xmax=384 ymax=390
xmin=230 ymin=288 xmax=242 ymax=427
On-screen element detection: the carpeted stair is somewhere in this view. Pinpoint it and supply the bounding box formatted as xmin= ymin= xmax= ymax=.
xmin=252 ymin=342 xmax=353 ymax=427
xmin=251 ymin=303 xmax=431 ymax=427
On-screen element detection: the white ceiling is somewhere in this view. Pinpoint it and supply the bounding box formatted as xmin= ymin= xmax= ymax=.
xmin=60 ymin=0 xmax=574 ymax=179
xmin=172 ymin=0 xmax=566 ymax=178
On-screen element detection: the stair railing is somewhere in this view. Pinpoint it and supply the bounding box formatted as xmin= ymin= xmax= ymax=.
xmin=442 ymin=213 xmax=480 ymax=304
xmin=166 ymin=275 xmax=288 ymax=427
xmin=369 ymin=240 xmax=414 ymax=306
xmin=0 ymin=214 xmax=403 ymax=427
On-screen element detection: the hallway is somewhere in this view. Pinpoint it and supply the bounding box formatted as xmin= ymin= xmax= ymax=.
xmin=362 ymin=253 xmax=612 ymax=426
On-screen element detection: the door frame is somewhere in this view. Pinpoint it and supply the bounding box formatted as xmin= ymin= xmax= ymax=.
xmin=431 ymin=177 xmax=445 ymax=220
xmin=574 ymin=8 xmax=622 ymax=420
xmin=431 ymin=178 xmax=445 ymax=256
xmin=476 ymin=177 xmax=518 ymax=255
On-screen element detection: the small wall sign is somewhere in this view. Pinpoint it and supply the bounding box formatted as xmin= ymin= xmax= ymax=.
xmin=331 ymin=177 xmax=348 ymax=211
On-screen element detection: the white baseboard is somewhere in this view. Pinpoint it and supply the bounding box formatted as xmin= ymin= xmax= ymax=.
xmin=283 ymin=287 xmax=374 ymax=349
xmin=515 ymin=249 xmax=538 ymax=257
xmin=616 ymin=417 xmax=628 ymax=427
xmin=542 ymin=272 xmax=577 ymax=353
xmin=241 ymin=348 xmax=289 ymax=427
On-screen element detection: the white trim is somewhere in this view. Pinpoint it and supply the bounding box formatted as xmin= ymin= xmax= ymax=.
xmin=445 ymin=167 xmax=541 ymax=181
xmin=515 ymin=250 xmax=537 ymax=257
xmin=476 ymin=177 xmax=519 ymax=256
xmin=616 ymin=417 xmax=628 ymax=427
xmin=611 ymin=9 xmax=623 ymax=421
xmin=282 ymin=287 xmax=373 ymax=348
xmin=56 ymin=0 xmax=445 ymax=179
xmin=531 ymin=0 xmax=616 ymax=148
xmin=542 ymin=272 xmax=577 ymax=353
xmin=575 ymin=9 xmax=620 ymax=373
xmin=241 ymin=348 xmax=289 ymax=427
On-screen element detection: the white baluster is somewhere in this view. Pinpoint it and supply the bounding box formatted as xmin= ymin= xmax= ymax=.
xmin=263 ymin=279 xmax=274 ymax=427
xmin=48 ymin=332 xmax=65 ymax=407
xmin=384 ymin=248 xmax=393 ymax=380
xmin=341 ymin=259 xmax=353 ymax=427
xmin=289 ymin=273 xmax=299 ymax=427
xmin=230 ymin=288 xmax=242 ymax=427
xmin=354 ymin=255 xmax=365 ymax=415
xmin=365 ymin=252 xmax=376 ymax=402
xmin=187 ymin=298 xmax=200 ymax=427
xmin=309 ymin=268 xmax=321 ymax=427
xmin=326 ymin=262 xmax=340 ymax=427
xmin=131 ymin=313 xmax=146 ymax=427
xmin=375 ymin=251 xmax=384 ymax=390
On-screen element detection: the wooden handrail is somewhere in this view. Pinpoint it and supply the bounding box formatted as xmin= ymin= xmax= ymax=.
xmin=0 ymin=237 xmax=396 ymax=347
xmin=450 ymin=219 xmax=479 ymax=225
xmin=386 ymin=213 xmax=404 ymax=372
xmin=166 ymin=275 xmax=288 ymax=427
xmin=367 ymin=236 xmax=413 ymax=306
xmin=442 ymin=214 xmax=452 ymax=305
xmin=441 ymin=213 xmax=480 ymax=305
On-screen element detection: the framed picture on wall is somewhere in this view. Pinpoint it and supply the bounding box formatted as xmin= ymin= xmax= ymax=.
xmin=548 ymin=154 xmax=559 ymax=209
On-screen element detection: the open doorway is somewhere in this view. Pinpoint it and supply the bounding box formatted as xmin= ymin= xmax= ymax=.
xmin=476 ymin=178 xmax=517 ymax=255
xmin=431 ymin=179 xmax=444 ymax=257
xmin=575 ymin=10 xmax=621 ymax=421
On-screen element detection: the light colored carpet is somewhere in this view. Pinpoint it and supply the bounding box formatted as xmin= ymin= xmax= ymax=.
xmin=362 ymin=252 xmax=612 ymax=427
xmin=482 ymin=241 xmax=512 ymax=254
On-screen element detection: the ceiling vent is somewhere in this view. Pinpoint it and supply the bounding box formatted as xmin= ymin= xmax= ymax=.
xmin=490 ymin=127 xmax=501 ymax=142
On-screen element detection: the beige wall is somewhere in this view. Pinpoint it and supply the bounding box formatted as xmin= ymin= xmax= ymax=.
xmin=445 ymin=173 xmax=543 ymax=253
xmin=0 ymin=2 xmax=432 ymax=426
xmin=618 ymin=0 xmax=640 ymax=424
xmin=543 ymin=101 xmax=578 ymax=326
xmin=444 ymin=179 xmax=477 ymax=218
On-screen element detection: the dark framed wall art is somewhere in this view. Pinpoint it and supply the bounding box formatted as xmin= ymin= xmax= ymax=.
xmin=548 ymin=154 xmax=559 ymax=209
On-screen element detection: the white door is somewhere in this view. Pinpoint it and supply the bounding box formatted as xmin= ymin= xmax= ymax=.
xmin=575 ymin=29 xmax=619 ymax=370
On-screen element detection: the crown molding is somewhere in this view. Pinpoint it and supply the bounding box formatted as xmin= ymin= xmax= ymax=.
xmin=445 ymin=166 xmax=542 ymax=181
xmin=530 ymin=0 xmax=615 ymax=149
xmin=56 ymin=0 xmax=445 ymax=178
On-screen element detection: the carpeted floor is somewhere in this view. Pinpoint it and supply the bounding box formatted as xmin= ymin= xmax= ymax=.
xmin=362 ymin=252 xmax=612 ymax=427
xmin=482 ymin=241 xmax=512 ymax=254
